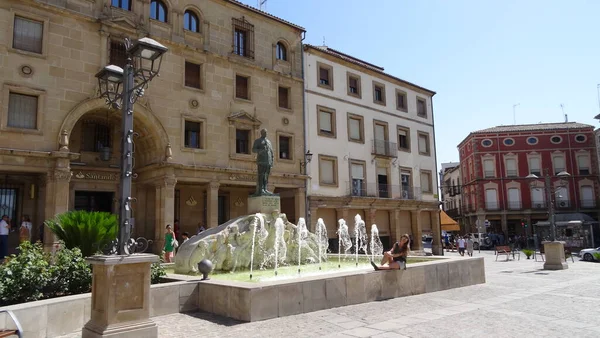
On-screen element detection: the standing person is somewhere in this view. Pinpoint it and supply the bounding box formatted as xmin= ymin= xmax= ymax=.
xmin=370 ymin=234 xmax=410 ymax=271
xmin=0 ymin=215 xmax=10 ymax=261
xmin=457 ymin=236 xmax=466 ymax=256
xmin=163 ymin=224 xmax=176 ymax=263
xmin=19 ymin=215 xmax=32 ymax=243
xmin=466 ymin=235 xmax=474 ymax=257
xmin=173 ymin=219 xmax=180 ymax=242
xmin=197 ymin=222 xmax=206 ymax=235
xmin=181 ymin=232 xmax=190 ymax=244
xmin=444 ymin=233 xmax=450 ymax=251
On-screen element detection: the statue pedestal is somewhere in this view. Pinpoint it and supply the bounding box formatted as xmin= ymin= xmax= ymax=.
xmin=543 ymin=241 xmax=568 ymax=270
xmin=248 ymin=195 xmax=280 ymax=215
xmin=82 ymin=254 xmax=158 ymax=338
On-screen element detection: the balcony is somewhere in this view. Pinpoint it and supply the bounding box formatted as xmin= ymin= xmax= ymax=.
xmin=506 ymin=170 xmax=518 ymax=177
xmin=345 ymin=182 xmax=422 ymax=200
xmin=485 ymin=201 xmax=500 ymax=211
xmin=484 ymin=171 xmax=495 ymax=178
xmin=371 ymin=139 xmax=397 ymax=158
xmin=507 ymin=201 xmax=522 ymax=210
xmin=580 ymin=199 xmax=597 ymax=209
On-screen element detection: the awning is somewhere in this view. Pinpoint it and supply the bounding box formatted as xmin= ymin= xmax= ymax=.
xmin=440 ymin=210 xmax=460 ymax=232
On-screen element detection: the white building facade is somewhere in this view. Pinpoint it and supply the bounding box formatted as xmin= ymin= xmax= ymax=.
xmin=303 ymin=45 xmax=441 ymax=254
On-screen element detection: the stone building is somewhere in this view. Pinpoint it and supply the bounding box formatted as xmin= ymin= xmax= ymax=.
xmin=303 ymin=45 xmax=441 ymax=254
xmin=439 ymin=162 xmax=465 ymax=232
xmin=0 ymin=0 xmax=306 ymax=253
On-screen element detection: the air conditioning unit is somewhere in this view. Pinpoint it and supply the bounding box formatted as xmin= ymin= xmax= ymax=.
xmin=559 ymin=201 xmax=567 ymax=207
xmin=402 ymin=190 xmax=409 ymax=199
xmin=536 ymin=204 xmax=542 ymax=208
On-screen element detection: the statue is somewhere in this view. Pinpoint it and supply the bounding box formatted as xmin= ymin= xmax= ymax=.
xmin=251 ymin=128 xmax=275 ymax=196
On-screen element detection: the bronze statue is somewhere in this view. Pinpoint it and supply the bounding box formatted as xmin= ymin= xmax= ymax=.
xmin=251 ymin=128 xmax=275 ymax=196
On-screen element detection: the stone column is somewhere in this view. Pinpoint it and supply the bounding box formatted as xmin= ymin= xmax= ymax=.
xmin=294 ymin=187 xmax=306 ymax=224
xmin=43 ymin=169 xmax=71 ymax=252
xmin=501 ymin=213 xmax=508 ymax=241
xmin=391 ymin=209 xmax=400 ymax=244
xmin=154 ymin=176 xmax=176 ymax=253
xmin=335 ymin=207 xmax=349 ymax=223
xmin=206 ymin=181 xmax=220 ymax=228
xmin=431 ymin=210 xmax=442 ymax=255
xmin=308 ymin=206 xmax=318 ymax=232
xmin=410 ymin=210 xmax=423 ymax=251
xmin=365 ymin=208 xmax=377 ymax=228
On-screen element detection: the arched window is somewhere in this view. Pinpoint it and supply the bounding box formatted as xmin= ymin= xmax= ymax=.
xmin=276 ymin=42 xmax=287 ymax=60
xmin=184 ymin=10 xmax=199 ymax=32
xmin=150 ymin=0 xmax=167 ymax=22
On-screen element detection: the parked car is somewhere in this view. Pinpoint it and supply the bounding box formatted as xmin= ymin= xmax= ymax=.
xmin=579 ymin=246 xmax=600 ymax=261
xmin=468 ymin=233 xmax=493 ymax=250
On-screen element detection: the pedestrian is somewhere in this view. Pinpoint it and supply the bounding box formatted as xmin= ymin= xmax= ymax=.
xmin=19 ymin=215 xmax=32 ymax=243
xmin=444 ymin=233 xmax=450 ymax=251
xmin=173 ymin=219 xmax=180 ymax=241
xmin=0 ymin=215 xmax=10 ymax=261
xmin=466 ymin=235 xmax=474 ymax=257
xmin=197 ymin=222 xmax=206 ymax=235
xmin=370 ymin=234 xmax=410 ymax=271
xmin=457 ymin=236 xmax=466 ymax=256
xmin=163 ymin=224 xmax=176 ymax=263
xmin=182 ymin=232 xmax=190 ymax=244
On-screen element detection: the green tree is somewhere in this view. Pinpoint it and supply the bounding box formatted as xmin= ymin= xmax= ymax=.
xmin=45 ymin=210 xmax=118 ymax=257
xmin=0 ymin=242 xmax=51 ymax=305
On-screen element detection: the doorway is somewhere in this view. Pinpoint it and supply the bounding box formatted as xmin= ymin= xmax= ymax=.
xmin=74 ymin=191 xmax=114 ymax=213
xmin=218 ymin=195 xmax=228 ymax=225
xmin=377 ymin=168 xmax=388 ymax=198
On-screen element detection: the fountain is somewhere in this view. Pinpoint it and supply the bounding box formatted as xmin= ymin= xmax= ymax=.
xmin=337 ymin=219 xmax=352 ymax=268
xmin=370 ymin=224 xmax=384 ymax=262
xmin=315 ymin=218 xmax=328 ymax=270
xmin=354 ymin=214 xmax=368 ymax=266
xmin=296 ymin=218 xmax=308 ymax=274
xmin=273 ymin=217 xmax=286 ymax=276
xmin=249 ymin=213 xmax=269 ymax=280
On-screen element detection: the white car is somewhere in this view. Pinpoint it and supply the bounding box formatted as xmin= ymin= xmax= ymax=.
xmin=580 ymin=247 xmax=600 ymax=261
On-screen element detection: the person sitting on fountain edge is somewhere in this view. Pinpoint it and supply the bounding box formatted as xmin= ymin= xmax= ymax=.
xmin=371 ymin=234 xmax=410 ymax=271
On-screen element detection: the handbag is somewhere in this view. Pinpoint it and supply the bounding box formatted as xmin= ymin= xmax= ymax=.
xmin=172 ymin=238 xmax=179 ymax=249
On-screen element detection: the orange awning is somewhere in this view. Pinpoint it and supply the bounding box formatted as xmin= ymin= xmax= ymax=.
xmin=440 ymin=210 xmax=460 ymax=232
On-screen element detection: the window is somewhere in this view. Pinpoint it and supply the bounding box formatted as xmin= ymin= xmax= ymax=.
xmin=417 ymin=98 xmax=427 ymax=117
xmin=150 ymin=0 xmax=167 ymax=22
xmin=527 ymin=137 xmax=538 ymax=145
xmin=550 ymin=135 xmax=562 ymax=144
xmin=319 ymin=155 xmax=337 ymax=186
xmin=184 ymin=121 xmax=202 ymax=149
xmin=400 ymin=169 xmax=412 ymax=199
xmin=347 ymin=73 xmax=360 ymax=97
xmin=397 ymin=126 xmax=410 ymax=151
xmin=485 ymin=189 xmax=498 ymax=210
xmin=276 ymin=42 xmax=287 ymax=61
xmin=109 ymin=40 xmax=127 ymax=68
xmin=577 ymin=155 xmax=590 ymax=175
xmin=13 ymin=16 xmax=43 ymax=54
xmin=556 ymin=186 xmax=569 ymax=207
xmin=184 ymin=10 xmax=199 ymax=32
xmin=575 ymin=134 xmax=587 ymax=143
xmin=373 ymin=121 xmax=390 ymax=156
xmin=507 ymin=188 xmax=521 ymax=209
xmin=7 ymin=93 xmax=38 ymax=129
xmin=278 ymin=135 xmax=291 ymax=160
xmin=112 ymin=0 xmax=131 ymax=11
xmin=278 ymin=86 xmax=290 ymax=109
xmin=531 ymin=187 xmax=545 ymax=208
xmin=317 ymin=62 xmax=333 ymax=89
xmin=350 ymin=161 xmax=366 ymax=196
xmin=317 ymin=106 xmax=336 ymax=138
xmin=483 ymin=159 xmax=494 ymax=178
xmin=184 ymin=61 xmax=201 ymax=89
xmin=503 ymin=138 xmax=515 ymax=146
xmin=553 ymin=155 xmax=565 ymax=174
xmin=82 ymin=122 xmax=111 ymax=152
xmin=396 ymin=90 xmax=407 ymax=111
xmin=232 ymin=17 xmax=254 ymax=58
xmin=347 ymin=113 xmax=364 ymax=143
xmin=417 ymin=132 xmax=430 ymax=156
xmin=420 ymin=170 xmax=432 ymax=193
xmin=373 ymin=82 xmax=385 ymax=105
xmin=505 ymin=158 xmax=517 ymax=177
xmin=581 ymin=186 xmax=595 ymax=208
xmin=481 ymin=139 xmax=493 ymax=147
xmin=235 ymin=129 xmax=250 ymax=154
xmin=235 ymin=75 xmax=250 ymax=100
xmin=529 ymin=157 xmax=541 ymax=176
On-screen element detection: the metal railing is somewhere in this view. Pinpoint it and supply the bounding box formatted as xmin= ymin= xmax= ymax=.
xmin=506 ymin=169 xmax=518 ymax=177
xmin=371 ymin=139 xmax=397 ymax=158
xmin=580 ymin=199 xmax=597 ymax=209
xmin=485 ymin=202 xmax=500 ymax=210
xmin=507 ymin=201 xmax=522 ymax=210
xmin=484 ymin=170 xmax=495 ymax=178
xmin=345 ymin=182 xmax=422 ymax=200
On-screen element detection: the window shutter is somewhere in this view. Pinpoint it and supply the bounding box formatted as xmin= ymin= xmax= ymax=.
xmin=420 ymin=173 xmax=430 ymax=192
xmin=319 ymin=111 xmax=332 ymax=132
xmin=418 ymin=135 xmax=428 ymax=153
xmin=554 ymin=156 xmax=565 ymax=170
xmin=351 ymin=164 xmax=364 ymax=179
xmin=529 ymin=157 xmax=540 ymax=171
xmin=185 ymin=62 xmax=201 ymax=89
xmin=236 ymin=76 xmax=248 ymax=99
xmin=577 ymin=155 xmax=589 ymax=168
xmin=278 ymin=87 xmax=288 ymax=108
xmin=321 ymin=160 xmax=334 ymax=183
xmin=349 ymin=118 xmax=360 ymax=140
xmin=508 ymin=188 xmax=520 ymax=202
xmin=7 ymin=93 xmax=37 ymax=129
xmin=506 ymin=159 xmax=516 ymax=171
xmin=484 ymin=160 xmax=494 ymax=171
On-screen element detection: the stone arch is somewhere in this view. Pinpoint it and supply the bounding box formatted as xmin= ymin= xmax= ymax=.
xmin=58 ymin=98 xmax=170 ymax=164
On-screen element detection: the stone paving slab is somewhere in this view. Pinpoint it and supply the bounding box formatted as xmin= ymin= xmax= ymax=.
xmin=57 ymin=251 xmax=600 ymax=338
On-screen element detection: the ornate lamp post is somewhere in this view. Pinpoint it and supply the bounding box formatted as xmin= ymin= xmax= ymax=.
xmin=83 ymin=37 xmax=167 ymax=338
xmin=526 ymin=168 xmax=570 ymax=270
xmin=300 ymin=150 xmax=313 ymax=226
xmin=95 ymin=37 xmax=167 ymax=255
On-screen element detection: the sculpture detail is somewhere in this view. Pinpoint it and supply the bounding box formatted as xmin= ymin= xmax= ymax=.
xmin=252 ymin=128 xmax=275 ymax=196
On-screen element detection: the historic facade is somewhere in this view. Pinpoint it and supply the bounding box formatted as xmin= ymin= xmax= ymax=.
xmin=439 ymin=162 xmax=465 ymax=231
xmin=303 ymin=45 xmax=441 ymax=254
xmin=458 ymin=122 xmax=600 ymax=237
xmin=0 ymin=0 xmax=306 ymax=253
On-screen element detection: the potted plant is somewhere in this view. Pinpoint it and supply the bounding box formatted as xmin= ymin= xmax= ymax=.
xmin=522 ymin=249 xmax=534 ymax=259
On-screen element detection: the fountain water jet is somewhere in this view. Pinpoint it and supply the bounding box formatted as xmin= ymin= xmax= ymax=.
xmin=370 ymin=224 xmax=384 ymax=262
xmin=296 ymin=218 xmax=308 ymax=274
xmin=337 ymin=219 xmax=352 ymax=268
xmin=315 ymin=218 xmax=328 ymax=270
xmin=273 ymin=217 xmax=286 ymax=276
xmin=354 ymin=214 xmax=367 ymax=267
xmin=249 ymin=213 xmax=268 ymax=280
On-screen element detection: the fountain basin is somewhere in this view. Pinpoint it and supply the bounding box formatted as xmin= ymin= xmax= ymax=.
xmin=167 ymin=255 xmax=485 ymax=322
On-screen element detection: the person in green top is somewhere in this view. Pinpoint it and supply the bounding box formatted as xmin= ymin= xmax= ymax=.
xmin=164 ymin=224 xmax=175 ymax=263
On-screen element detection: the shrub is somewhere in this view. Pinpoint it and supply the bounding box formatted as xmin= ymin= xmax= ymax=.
xmin=522 ymin=249 xmax=534 ymax=257
xmin=46 ymin=246 xmax=92 ymax=297
xmin=0 ymin=242 xmax=51 ymax=305
xmin=45 ymin=210 xmax=118 ymax=257
xmin=593 ymin=252 xmax=600 ymax=261
xmin=151 ymin=258 xmax=167 ymax=284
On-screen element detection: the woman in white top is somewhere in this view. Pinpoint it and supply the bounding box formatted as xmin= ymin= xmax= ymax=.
xmin=19 ymin=215 xmax=32 ymax=243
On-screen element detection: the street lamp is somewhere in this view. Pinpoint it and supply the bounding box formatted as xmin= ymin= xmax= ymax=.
xmin=299 ymin=150 xmax=313 ymax=174
xmin=95 ymin=37 xmax=167 ymax=255
xmin=526 ymin=168 xmax=570 ymax=270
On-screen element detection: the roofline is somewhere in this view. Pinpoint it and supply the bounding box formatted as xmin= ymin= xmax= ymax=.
xmin=224 ymin=0 xmax=306 ymax=32
xmin=304 ymin=44 xmax=436 ymax=96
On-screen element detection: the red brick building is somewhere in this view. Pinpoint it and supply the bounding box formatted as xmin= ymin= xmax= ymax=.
xmin=457 ymin=122 xmax=599 ymax=237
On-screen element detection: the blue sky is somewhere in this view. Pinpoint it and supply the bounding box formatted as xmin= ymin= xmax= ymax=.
xmin=241 ymin=0 xmax=600 ymax=167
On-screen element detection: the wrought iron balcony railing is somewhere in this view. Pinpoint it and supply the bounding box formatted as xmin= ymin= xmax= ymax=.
xmin=371 ymin=139 xmax=397 ymax=158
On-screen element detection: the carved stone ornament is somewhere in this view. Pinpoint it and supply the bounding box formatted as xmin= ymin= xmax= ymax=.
xmin=53 ymin=170 xmax=73 ymax=182
xmin=165 ymin=143 xmax=173 ymax=160
xmin=186 ymin=196 xmax=198 ymax=207
xmin=59 ymin=130 xmax=70 ymax=151
xmin=234 ymin=197 xmax=244 ymax=207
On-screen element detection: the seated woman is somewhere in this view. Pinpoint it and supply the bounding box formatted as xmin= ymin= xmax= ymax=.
xmin=370 ymin=234 xmax=410 ymax=271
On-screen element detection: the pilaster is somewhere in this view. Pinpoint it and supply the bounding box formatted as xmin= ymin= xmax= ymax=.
xmin=294 ymin=187 xmax=306 ymax=225
xmin=153 ymin=176 xmax=177 ymax=253
xmin=431 ymin=210 xmax=442 ymax=255
xmin=43 ymin=168 xmax=71 ymax=251
xmin=206 ymin=181 xmax=220 ymax=228
xmin=410 ymin=209 xmax=423 ymax=251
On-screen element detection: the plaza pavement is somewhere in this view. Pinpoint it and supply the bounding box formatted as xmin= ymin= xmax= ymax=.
xmin=59 ymin=250 xmax=600 ymax=338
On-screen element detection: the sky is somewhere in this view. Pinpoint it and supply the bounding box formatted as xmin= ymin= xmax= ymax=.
xmin=240 ymin=0 xmax=600 ymax=169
